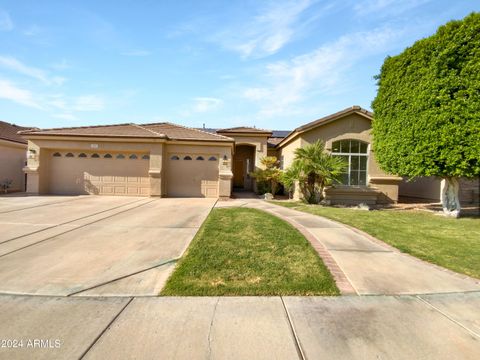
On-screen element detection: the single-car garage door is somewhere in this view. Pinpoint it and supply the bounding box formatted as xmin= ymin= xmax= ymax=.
xmin=166 ymin=153 xmax=219 ymax=197
xmin=48 ymin=151 xmax=150 ymax=196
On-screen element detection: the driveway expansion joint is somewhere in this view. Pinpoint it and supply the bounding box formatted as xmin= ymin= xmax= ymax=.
xmin=416 ymin=295 xmax=480 ymax=339
xmin=280 ymin=296 xmax=306 ymax=360
xmin=78 ymin=297 xmax=134 ymax=359
xmin=68 ymin=258 xmax=180 ymax=297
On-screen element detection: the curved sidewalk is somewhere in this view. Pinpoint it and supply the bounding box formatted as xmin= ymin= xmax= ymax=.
xmin=216 ymin=199 xmax=480 ymax=296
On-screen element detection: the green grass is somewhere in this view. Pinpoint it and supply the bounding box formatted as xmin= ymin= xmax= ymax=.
xmin=161 ymin=207 xmax=339 ymax=296
xmin=272 ymin=201 xmax=480 ymax=279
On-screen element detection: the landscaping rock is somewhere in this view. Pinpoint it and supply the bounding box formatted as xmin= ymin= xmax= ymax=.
xmin=263 ymin=193 xmax=274 ymax=200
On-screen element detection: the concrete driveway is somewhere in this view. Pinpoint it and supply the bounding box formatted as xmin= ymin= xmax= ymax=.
xmin=0 ymin=195 xmax=216 ymax=296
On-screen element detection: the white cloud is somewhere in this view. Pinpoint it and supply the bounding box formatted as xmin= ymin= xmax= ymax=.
xmin=121 ymin=49 xmax=151 ymax=57
xmin=243 ymin=26 xmax=403 ymax=117
xmin=0 ymin=55 xmax=66 ymax=85
xmin=214 ymin=0 xmax=317 ymax=58
xmin=72 ymin=95 xmax=105 ymax=112
xmin=354 ymin=0 xmax=431 ymax=17
xmin=0 ymin=9 xmax=13 ymax=31
xmin=192 ymin=97 xmax=222 ymax=113
xmin=0 ymin=79 xmax=42 ymax=109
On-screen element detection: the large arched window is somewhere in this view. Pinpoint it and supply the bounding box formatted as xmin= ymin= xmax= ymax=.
xmin=331 ymin=140 xmax=368 ymax=186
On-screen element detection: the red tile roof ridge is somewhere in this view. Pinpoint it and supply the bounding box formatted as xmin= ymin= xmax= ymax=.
xmin=130 ymin=123 xmax=167 ymax=138
xmin=159 ymin=121 xmax=234 ymax=141
xmin=18 ymin=122 xmax=134 ymax=134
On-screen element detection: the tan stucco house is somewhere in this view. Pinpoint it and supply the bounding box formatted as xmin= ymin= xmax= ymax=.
xmin=19 ymin=106 xmax=403 ymax=204
xmin=0 ymin=121 xmax=30 ymax=193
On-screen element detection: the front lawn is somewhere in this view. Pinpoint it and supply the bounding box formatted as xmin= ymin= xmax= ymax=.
xmin=272 ymin=201 xmax=480 ymax=279
xmin=161 ymin=207 xmax=339 ymax=296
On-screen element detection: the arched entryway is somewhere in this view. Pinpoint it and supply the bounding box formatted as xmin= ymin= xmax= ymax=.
xmin=233 ymin=144 xmax=255 ymax=190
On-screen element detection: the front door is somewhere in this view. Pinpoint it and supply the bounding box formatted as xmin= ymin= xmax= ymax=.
xmin=233 ymin=159 xmax=244 ymax=188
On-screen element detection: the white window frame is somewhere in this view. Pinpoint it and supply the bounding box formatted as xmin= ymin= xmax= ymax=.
xmin=331 ymin=140 xmax=369 ymax=187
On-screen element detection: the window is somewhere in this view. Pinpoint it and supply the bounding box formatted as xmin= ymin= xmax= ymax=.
xmin=331 ymin=140 xmax=368 ymax=186
xmin=142 ymin=154 xmax=150 ymax=160
xmin=116 ymin=154 xmax=125 ymax=159
xmin=78 ymin=153 xmax=87 ymax=158
xmin=104 ymin=154 xmax=112 ymax=158
xmin=183 ymin=156 xmax=192 ymax=160
xmin=91 ymin=153 xmax=100 ymax=158
xmin=53 ymin=152 xmax=61 ymax=157
xmin=171 ymin=155 xmax=180 ymax=160
xmin=196 ymin=156 xmax=204 ymax=161
xmin=208 ymin=156 xmax=217 ymax=161
xmin=129 ymin=154 xmax=138 ymax=159
xmin=65 ymin=153 xmax=74 ymax=158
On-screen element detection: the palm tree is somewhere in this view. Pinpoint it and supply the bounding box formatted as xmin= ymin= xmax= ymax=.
xmin=284 ymin=140 xmax=347 ymax=204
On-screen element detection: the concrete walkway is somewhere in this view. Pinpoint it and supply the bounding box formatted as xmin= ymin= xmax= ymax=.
xmin=1 ymin=292 xmax=479 ymax=359
xmin=216 ymin=199 xmax=480 ymax=295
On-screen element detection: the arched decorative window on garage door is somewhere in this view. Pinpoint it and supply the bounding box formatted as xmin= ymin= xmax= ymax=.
xmin=331 ymin=140 xmax=368 ymax=186
xmin=52 ymin=152 xmax=62 ymax=157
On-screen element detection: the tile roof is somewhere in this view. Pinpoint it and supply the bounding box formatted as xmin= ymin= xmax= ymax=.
xmin=19 ymin=122 xmax=233 ymax=142
xmin=141 ymin=123 xmax=233 ymax=141
xmin=267 ymin=137 xmax=284 ymax=148
xmin=216 ymin=126 xmax=272 ymax=134
xmin=0 ymin=121 xmax=32 ymax=144
xmin=276 ymin=106 xmax=373 ymax=148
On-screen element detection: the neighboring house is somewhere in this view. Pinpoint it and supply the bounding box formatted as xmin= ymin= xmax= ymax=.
xmin=0 ymin=121 xmax=31 ymax=192
xmin=19 ymin=106 xmax=403 ymax=204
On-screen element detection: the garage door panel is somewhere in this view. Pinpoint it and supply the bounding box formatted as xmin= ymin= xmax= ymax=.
xmin=48 ymin=152 xmax=150 ymax=196
xmin=166 ymin=153 xmax=219 ymax=198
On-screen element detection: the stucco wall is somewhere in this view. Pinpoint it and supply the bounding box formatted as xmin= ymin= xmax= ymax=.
xmin=0 ymin=139 xmax=26 ymax=192
xmin=225 ymin=135 xmax=268 ymax=170
xmin=277 ymin=113 xmax=401 ymax=203
xmin=400 ymin=176 xmax=480 ymax=204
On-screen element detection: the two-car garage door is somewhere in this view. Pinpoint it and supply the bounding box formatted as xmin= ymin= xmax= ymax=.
xmin=48 ymin=151 xmax=150 ymax=196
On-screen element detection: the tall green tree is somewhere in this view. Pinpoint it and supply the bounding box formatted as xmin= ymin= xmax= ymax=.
xmin=283 ymin=140 xmax=347 ymax=204
xmin=372 ymin=12 xmax=480 ymax=217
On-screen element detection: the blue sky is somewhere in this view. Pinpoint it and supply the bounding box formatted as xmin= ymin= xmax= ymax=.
xmin=0 ymin=1 xmax=477 ymax=130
